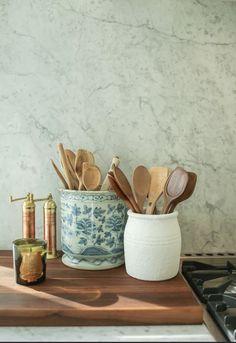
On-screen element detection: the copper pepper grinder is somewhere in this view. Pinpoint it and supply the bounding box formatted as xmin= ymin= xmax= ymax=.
xmin=43 ymin=193 xmax=57 ymax=259
xmin=10 ymin=192 xmax=58 ymax=258
xmin=10 ymin=193 xmax=36 ymax=239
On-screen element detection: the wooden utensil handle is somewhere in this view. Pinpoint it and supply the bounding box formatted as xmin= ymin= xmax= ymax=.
xmin=108 ymin=175 xmax=136 ymax=212
xmin=129 ymin=198 xmax=142 ymax=213
xmin=162 ymin=203 xmax=170 ymax=214
xmin=75 ymin=170 xmax=84 ymax=190
xmin=58 ymin=143 xmax=74 ymax=190
xmin=101 ymin=156 xmax=120 ymax=191
xmin=50 ymin=159 xmax=69 ymax=189
xmin=66 ymin=156 xmax=79 ymax=189
xmin=146 ymin=192 xmax=162 ymax=215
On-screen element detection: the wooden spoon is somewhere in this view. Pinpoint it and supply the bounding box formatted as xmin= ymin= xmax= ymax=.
xmin=65 ymin=149 xmax=79 ymax=189
xmin=166 ymin=171 xmax=197 ymax=214
xmin=57 ymin=143 xmax=74 ymax=189
xmin=113 ymin=166 xmax=141 ymax=213
xmin=162 ymin=166 xmax=190 ymax=214
xmin=82 ymin=163 xmax=101 ymax=191
xmin=65 ymin=149 xmax=76 ymax=167
xmin=108 ymin=172 xmax=136 ymax=212
xmin=132 ymin=166 xmax=151 ymax=213
xmin=50 ymin=159 xmax=69 ymax=189
xmin=77 ymin=149 xmax=95 ymax=165
xmin=146 ymin=167 xmax=169 ymax=214
xmin=100 ymin=156 xmax=120 ymax=191
xmin=75 ymin=149 xmax=95 ymax=190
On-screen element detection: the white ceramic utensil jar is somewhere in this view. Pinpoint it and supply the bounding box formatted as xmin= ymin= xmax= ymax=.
xmin=124 ymin=210 xmax=181 ymax=281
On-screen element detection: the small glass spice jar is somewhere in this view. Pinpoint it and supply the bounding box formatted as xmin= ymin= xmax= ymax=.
xmin=13 ymin=238 xmax=47 ymax=285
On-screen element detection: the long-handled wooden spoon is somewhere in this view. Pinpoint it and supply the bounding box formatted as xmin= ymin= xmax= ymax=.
xmin=162 ymin=166 xmax=190 ymax=214
xmin=50 ymin=159 xmax=69 ymax=189
xmin=108 ymin=172 xmax=136 ymax=212
xmin=146 ymin=167 xmax=169 ymax=214
xmin=113 ymin=166 xmax=141 ymax=213
xmin=100 ymin=156 xmax=120 ymax=191
xmin=82 ymin=163 xmax=101 ymax=191
xmin=166 ymin=171 xmax=197 ymax=214
xmin=57 ymin=143 xmax=74 ymax=189
xmin=132 ymin=165 xmax=151 ymax=213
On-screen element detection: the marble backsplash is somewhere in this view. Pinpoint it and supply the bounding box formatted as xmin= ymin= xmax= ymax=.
xmin=0 ymin=0 xmax=236 ymax=253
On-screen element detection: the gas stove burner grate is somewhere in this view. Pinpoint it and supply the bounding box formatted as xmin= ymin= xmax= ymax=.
xmin=207 ymin=294 xmax=236 ymax=342
xmin=226 ymin=283 xmax=236 ymax=295
xmin=182 ymin=258 xmax=236 ymax=342
xmin=182 ymin=260 xmax=236 ymax=303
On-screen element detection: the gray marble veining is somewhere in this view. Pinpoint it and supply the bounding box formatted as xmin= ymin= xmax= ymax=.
xmin=0 ymin=0 xmax=236 ymax=253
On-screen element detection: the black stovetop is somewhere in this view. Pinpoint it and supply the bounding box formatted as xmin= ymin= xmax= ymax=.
xmin=182 ymin=256 xmax=236 ymax=342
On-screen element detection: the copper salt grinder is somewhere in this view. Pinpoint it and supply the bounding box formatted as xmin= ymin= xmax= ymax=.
xmin=43 ymin=193 xmax=57 ymax=259
xmin=10 ymin=193 xmax=36 ymax=239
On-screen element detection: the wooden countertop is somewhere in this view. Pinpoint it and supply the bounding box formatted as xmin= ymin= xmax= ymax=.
xmin=0 ymin=251 xmax=203 ymax=326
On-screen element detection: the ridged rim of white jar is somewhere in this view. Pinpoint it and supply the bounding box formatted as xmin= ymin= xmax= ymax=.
xmin=127 ymin=209 xmax=178 ymax=220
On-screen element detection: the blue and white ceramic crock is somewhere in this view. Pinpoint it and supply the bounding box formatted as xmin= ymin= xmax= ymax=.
xmin=60 ymin=189 xmax=128 ymax=270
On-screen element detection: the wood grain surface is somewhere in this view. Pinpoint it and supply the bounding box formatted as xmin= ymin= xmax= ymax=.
xmin=0 ymin=251 xmax=203 ymax=326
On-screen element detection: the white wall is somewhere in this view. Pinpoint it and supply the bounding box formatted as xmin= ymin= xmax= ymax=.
xmin=1 ymin=0 xmax=236 ymax=252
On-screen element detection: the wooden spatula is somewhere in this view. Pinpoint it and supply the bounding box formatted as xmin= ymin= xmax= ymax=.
xmin=162 ymin=166 xmax=190 ymax=214
xmin=113 ymin=166 xmax=141 ymax=213
xmin=132 ymin=166 xmax=151 ymax=213
xmin=146 ymin=167 xmax=169 ymax=214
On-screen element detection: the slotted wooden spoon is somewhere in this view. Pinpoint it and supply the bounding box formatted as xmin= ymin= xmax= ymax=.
xmin=132 ymin=165 xmax=151 ymax=213
xmin=162 ymin=166 xmax=190 ymax=214
xmin=146 ymin=167 xmax=169 ymax=214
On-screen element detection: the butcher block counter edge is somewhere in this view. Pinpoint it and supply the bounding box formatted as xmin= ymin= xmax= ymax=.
xmin=0 ymin=250 xmax=203 ymax=326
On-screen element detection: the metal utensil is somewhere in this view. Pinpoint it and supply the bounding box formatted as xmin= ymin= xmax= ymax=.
xmin=132 ymin=165 xmax=151 ymax=213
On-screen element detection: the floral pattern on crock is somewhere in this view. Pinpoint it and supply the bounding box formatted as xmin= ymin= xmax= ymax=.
xmin=61 ymin=193 xmax=127 ymax=257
